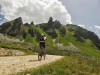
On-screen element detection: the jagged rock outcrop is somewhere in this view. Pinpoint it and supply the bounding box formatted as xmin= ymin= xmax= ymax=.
xmin=48 ymin=17 xmax=53 ymax=28
xmin=39 ymin=17 xmax=62 ymax=38
xmin=0 ymin=17 xmax=24 ymax=37
xmin=47 ymin=17 xmax=61 ymax=29
xmin=30 ymin=21 xmax=34 ymax=25
xmin=53 ymin=20 xmax=61 ymax=29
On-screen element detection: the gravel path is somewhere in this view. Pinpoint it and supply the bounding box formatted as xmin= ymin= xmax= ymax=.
xmin=0 ymin=55 xmax=63 ymax=75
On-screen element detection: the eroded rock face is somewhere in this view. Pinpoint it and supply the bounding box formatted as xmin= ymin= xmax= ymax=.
xmin=0 ymin=48 xmax=25 ymax=56
xmin=0 ymin=17 xmax=24 ymax=37
xmin=39 ymin=17 xmax=62 ymax=39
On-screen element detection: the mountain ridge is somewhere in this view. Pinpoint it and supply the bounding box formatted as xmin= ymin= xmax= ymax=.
xmin=0 ymin=17 xmax=24 ymax=37
xmin=0 ymin=17 xmax=100 ymax=50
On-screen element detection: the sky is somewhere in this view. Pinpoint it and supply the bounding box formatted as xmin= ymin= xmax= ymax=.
xmin=0 ymin=0 xmax=72 ymax=24
xmin=0 ymin=0 xmax=100 ymax=38
xmin=59 ymin=0 xmax=100 ymax=38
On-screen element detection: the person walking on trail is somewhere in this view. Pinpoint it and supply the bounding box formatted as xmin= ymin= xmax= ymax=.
xmin=39 ymin=34 xmax=47 ymax=50
xmin=38 ymin=34 xmax=47 ymax=60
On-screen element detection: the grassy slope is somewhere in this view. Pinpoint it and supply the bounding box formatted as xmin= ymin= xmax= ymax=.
xmin=55 ymin=29 xmax=69 ymax=46
xmin=23 ymin=25 xmax=100 ymax=58
xmin=1 ymin=24 xmax=99 ymax=74
xmin=24 ymin=25 xmax=54 ymax=46
xmin=2 ymin=25 xmax=99 ymax=57
xmin=0 ymin=43 xmax=34 ymax=55
xmin=55 ymin=26 xmax=100 ymax=58
xmin=35 ymin=27 xmax=54 ymax=46
xmin=24 ymin=25 xmax=38 ymax=46
xmin=25 ymin=35 xmax=38 ymax=46
xmin=17 ymin=55 xmax=100 ymax=75
xmin=65 ymin=26 xmax=100 ymax=58
xmin=17 ymin=26 xmax=100 ymax=75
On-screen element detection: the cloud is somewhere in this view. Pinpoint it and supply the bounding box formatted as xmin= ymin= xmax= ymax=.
xmin=95 ymin=25 xmax=100 ymax=29
xmin=78 ymin=24 xmax=85 ymax=28
xmin=0 ymin=0 xmax=72 ymax=24
xmin=0 ymin=17 xmax=2 ymax=20
xmin=0 ymin=21 xmax=3 ymax=25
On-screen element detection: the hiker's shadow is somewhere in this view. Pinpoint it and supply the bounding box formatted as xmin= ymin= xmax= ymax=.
xmin=29 ymin=59 xmax=39 ymax=62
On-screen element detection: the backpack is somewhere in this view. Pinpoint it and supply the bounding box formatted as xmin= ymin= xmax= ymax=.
xmin=40 ymin=36 xmax=44 ymax=41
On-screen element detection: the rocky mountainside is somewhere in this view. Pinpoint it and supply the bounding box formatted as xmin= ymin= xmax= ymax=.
xmin=0 ymin=17 xmax=100 ymax=75
xmin=0 ymin=17 xmax=100 ymax=50
xmin=39 ymin=17 xmax=65 ymax=38
xmin=67 ymin=24 xmax=100 ymax=49
xmin=0 ymin=17 xmax=24 ymax=37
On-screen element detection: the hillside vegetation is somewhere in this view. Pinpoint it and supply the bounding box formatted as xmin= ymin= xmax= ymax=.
xmin=0 ymin=17 xmax=100 ymax=75
xmin=17 ymin=55 xmax=100 ymax=75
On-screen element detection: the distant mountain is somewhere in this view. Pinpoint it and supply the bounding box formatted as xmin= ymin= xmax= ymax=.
xmin=0 ymin=17 xmax=100 ymax=75
xmin=0 ymin=17 xmax=100 ymax=50
xmin=0 ymin=17 xmax=24 ymax=36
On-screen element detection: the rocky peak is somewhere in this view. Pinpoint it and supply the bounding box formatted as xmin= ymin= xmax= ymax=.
xmin=0 ymin=17 xmax=24 ymax=37
xmin=30 ymin=21 xmax=34 ymax=25
xmin=47 ymin=17 xmax=61 ymax=29
xmin=53 ymin=20 xmax=61 ymax=29
xmin=47 ymin=17 xmax=53 ymax=28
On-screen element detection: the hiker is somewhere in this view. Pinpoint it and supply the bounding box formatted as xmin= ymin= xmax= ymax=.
xmin=39 ymin=34 xmax=46 ymax=50
xmin=38 ymin=34 xmax=47 ymax=60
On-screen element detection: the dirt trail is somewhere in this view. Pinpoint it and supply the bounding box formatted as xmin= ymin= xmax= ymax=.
xmin=0 ymin=55 xmax=63 ymax=75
